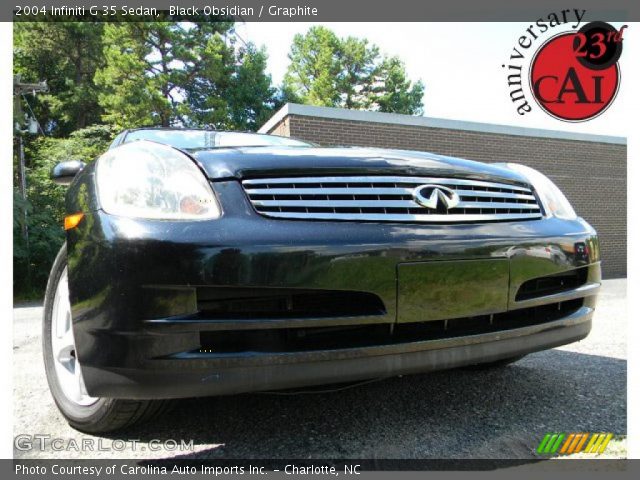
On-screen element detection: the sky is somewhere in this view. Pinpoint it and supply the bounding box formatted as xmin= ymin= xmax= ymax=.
xmin=236 ymin=22 xmax=631 ymax=138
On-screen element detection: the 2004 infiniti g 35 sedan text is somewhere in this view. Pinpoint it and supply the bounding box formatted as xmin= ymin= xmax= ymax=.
xmin=43 ymin=128 xmax=601 ymax=433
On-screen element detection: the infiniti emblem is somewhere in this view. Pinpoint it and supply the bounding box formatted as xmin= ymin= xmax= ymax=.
xmin=413 ymin=184 xmax=460 ymax=210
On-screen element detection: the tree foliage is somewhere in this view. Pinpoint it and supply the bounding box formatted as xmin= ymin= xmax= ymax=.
xmin=13 ymin=126 xmax=117 ymax=299
xmin=95 ymin=23 xmax=277 ymax=130
xmin=226 ymin=44 xmax=279 ymax=131
xmin=371 ymin=56 xmax=425 ymax=114
xmin=283 ymin=26 xmax=424 ymax=114
xmin=283 ymin=26 xmax=342 ymax=107
xmin=13 ymin=22 xmax=106 ymax=136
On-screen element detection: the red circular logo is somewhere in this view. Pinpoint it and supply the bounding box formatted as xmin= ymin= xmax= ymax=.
xmin=529 ymin=28 xmax=620 ymax=122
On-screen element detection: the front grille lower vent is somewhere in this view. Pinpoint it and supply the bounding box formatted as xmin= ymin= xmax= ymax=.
xmin=197 ymin=287 xmax=386 ymax=319
xmin=197 ymin=299 xmax=583 ymax=354
xmin=242 ymin=176 xmax=543 ymax=223
xmin=516 ymin=267 xmax=589 ymax=301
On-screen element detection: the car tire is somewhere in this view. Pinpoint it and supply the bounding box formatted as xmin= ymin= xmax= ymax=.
xmin=42 ymin=243 xmax=171 ymax=433
xmin=462 ymin=355 xmax=526 ymax=370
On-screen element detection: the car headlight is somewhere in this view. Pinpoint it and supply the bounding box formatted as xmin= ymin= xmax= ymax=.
xmin=96 ymin=140 xmax=220 ymax=220
xmin=501 ymin=163 xmax=576 ymax=220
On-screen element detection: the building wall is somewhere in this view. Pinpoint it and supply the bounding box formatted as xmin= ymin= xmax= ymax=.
xmin=263 ymin=111 xmax=626 ymax=278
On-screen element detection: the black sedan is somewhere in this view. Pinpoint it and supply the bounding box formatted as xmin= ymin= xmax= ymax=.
xmin=43 ymin=128 xmax=601 ymax=432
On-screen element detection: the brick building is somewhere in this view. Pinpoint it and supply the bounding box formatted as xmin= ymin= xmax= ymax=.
xmin=259 ymin=104 xmax=627 ymax=278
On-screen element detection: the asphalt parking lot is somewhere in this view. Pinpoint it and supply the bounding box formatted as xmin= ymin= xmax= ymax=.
xmin=13 ymin=279 xmax=626 ymax=460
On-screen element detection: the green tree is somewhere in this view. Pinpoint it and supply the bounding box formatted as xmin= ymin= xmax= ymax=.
xmin=13 ymin=22 xmax=106 ymax=136
xmin=95 ymin=22 xmax=277 ymax=130
xmin=95 ymin=23 xmax=217 ymax=127
xmin=13 ymin=125 xmax=117 ymax=300
xmin=283 ymin=26 xmax=424 ymax=114
xmin=336 ymin=36 xmax=380 ymax=109
xmin=226 ymin=44 xmax=278 ymax=131
xmin=283 ymin=26 xmax=342 ymax=107
xmin=370 ymin=56 xmax=425 ymax=115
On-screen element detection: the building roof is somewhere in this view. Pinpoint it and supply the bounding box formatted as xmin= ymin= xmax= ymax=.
xmin=259 ymin=103 xmax=626 ymax=145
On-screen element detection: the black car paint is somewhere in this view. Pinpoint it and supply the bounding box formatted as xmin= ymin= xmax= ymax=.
xmin=189 ymin=146 xmax=534 ymax=184
xmin=63 ymin=146 xmax=600 ymax=399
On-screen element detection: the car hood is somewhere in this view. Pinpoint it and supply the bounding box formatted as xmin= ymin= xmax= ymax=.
xmin=187 ymin=146 xmax=529 ymax=186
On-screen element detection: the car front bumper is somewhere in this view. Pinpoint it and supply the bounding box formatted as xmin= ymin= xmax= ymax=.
xmin=66 ymin=180 xmax=601 ymax=399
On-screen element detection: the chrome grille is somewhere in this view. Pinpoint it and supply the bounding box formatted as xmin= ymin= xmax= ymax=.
xmin=242 ymin=176 xmax=543 ymax=223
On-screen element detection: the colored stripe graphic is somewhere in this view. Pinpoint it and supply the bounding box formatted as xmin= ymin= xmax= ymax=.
xmin=590 ymin=433 xmax=604 ymax=453
xmin=597 ymin=433 xmax=613 ymax=454
xmin=573 ymin=433 xmax=589 ymax=453
xmin=585 ymin=433 xmax=613 ymax=454
xmin=544 ymin=434 xmax=558 ymax=454
xmin=560 ymin=434 xmax=575 ymax=454
xmin=550 ymin=433 xmax=566 ymax=454
xmin=567 ymin=433 xmax=581 ymax=454
xmin=540 ymin=433 xmax=565 ymax=454
xmin=592 ymin=433 xmax=606 ymax=453
xmin=538 ymin=433 xmax=613 ymax=455
xmin=584 ymin=433 xmax=597 ymax=453
xmin=537 ymin=434 xmax=552 ymax=454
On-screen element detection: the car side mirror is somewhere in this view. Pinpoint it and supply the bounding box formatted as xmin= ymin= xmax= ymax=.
xmin=52 ymin=160 xmax=86 ymax=186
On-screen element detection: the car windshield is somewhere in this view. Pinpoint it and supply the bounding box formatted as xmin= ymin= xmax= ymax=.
xmin=122 ymin=129 xmax=312 ymax=149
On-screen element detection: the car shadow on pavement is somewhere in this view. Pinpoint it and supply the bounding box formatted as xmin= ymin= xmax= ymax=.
xmin=111 ymin=349 xmax=626 ymax=460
